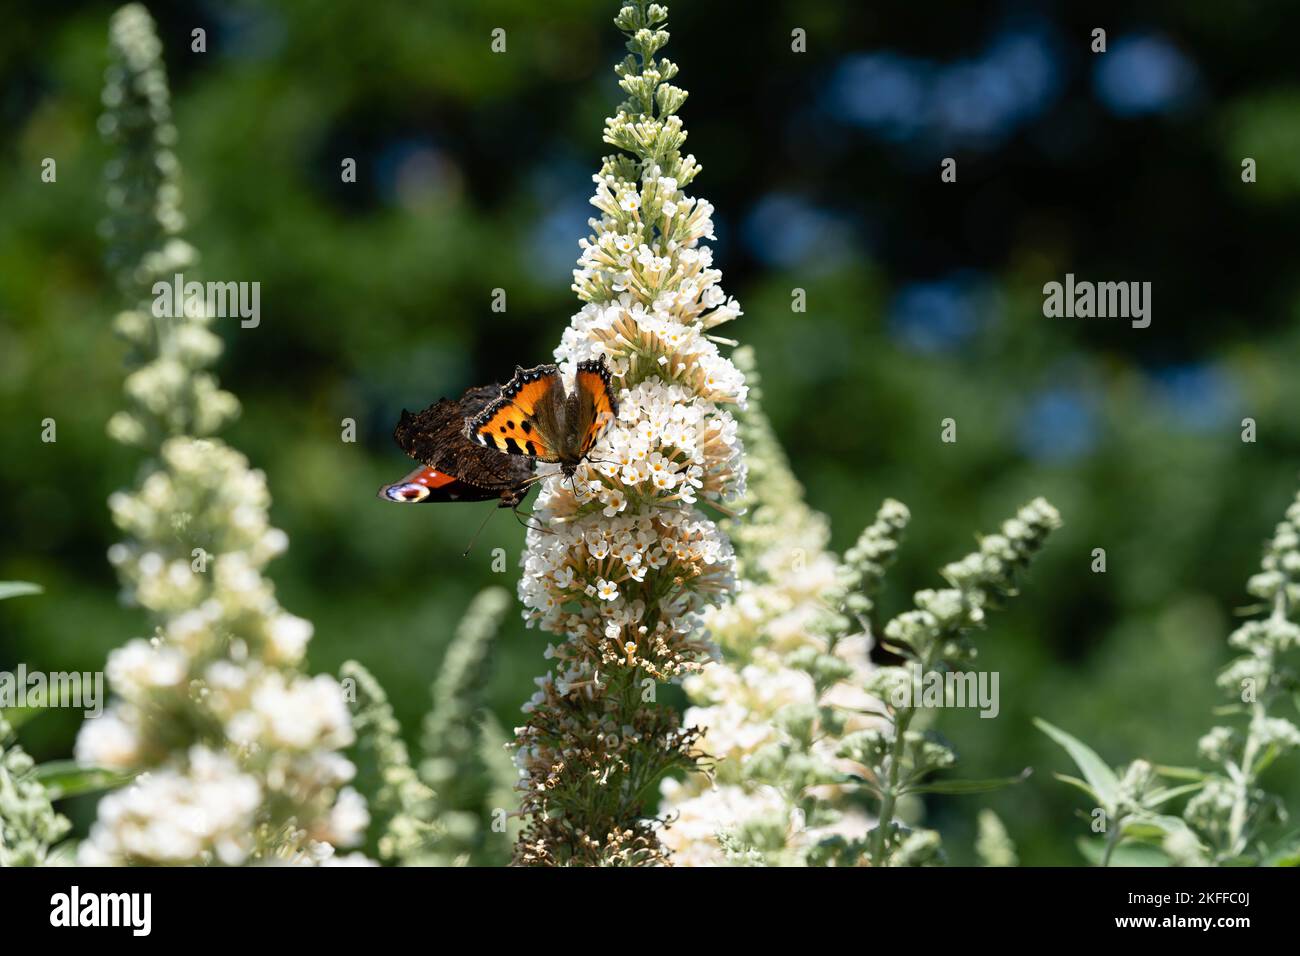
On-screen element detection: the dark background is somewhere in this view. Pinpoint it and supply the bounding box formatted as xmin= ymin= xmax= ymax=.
xmin=3 ymin=0 xmax=1300 ymax=864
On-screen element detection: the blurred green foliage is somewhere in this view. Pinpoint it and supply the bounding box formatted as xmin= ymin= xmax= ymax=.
xmin=2 ymin=0 xmax=1300 ymax=863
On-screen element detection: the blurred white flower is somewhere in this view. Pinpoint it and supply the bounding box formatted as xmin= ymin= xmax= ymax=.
xmin=79 ymin=747 xmax=260 ymax=866
xmin=105 ymin=639 xmax=187 ymax=695
xmin=79 ymin=5 xmax=369 ymax=867
xmin=74 ymin=708 xmax=141 ymax=771
xmin=323 ymin=786 xmax=370 ymax=848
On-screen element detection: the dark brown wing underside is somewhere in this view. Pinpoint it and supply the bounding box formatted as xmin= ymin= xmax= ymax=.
xmin=394 ymin=384 xmax=534 ymax=489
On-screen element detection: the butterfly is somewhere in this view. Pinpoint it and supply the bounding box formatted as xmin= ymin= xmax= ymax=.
xmin=378 ymin=384 xmax=536 ymax=509
xmin=466 ymin=357 xmax=618 ymax=477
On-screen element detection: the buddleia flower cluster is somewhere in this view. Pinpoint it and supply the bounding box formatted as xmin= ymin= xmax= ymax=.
xmin=1184 ymin=487 xmax=1300 ymax=863
xmin=660 ymin=349 xmax=1061 ymax=866
xmin=74 ymin=4 xmax=365 ymax=866
xmin=0 ymin=713 xmax=72 ymax=866
xmin=660 ymin=350 xmax=902 ymax=865
xmin=828 ymin=498 xmax=1061 ymax=867
xmin=512 ymin=0 xmax=747 ymax=866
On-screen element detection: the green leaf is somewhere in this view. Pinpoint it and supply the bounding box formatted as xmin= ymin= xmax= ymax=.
xmin=1052 ymin=772 xmax=1099 ymax=802
xmin=1261 ymin=831 xmax=1300 ymax=867
xmin=34 ymin=761 xmax=135 ymax=800
xmin=1152 ymin=764 xmax=1206 ymax=781
xmin=1076 ymin=837 xmax=1170 ymax=867
xmin=904 ymin=768 xmax=1031 ymax=795
xmin=1120 ymin=813 xmax=1207 ymax=857
xmin=1142 ymin=782 xmax=1204 ymax=808
xmin=1253 ymin=742 xmax=1282 ymax=776
xmin=1120 ymin=816 xmax=1183 ymax=842
xmin=0 ymin=581 xmax=42 ymax=601
xmin=1035 ymin=718 xmax=1121 ymax=813
xmin=1119 ymin=820 xmax=1166 ymax=843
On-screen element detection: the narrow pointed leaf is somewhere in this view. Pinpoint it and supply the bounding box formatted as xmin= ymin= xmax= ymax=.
xmin=1143 ymin=782 xmax=1204 ymax=808
xmin=1052 ymin=772 xmax=1099 ymax=802
xmin=0 ymin=582 xmax=42 ymax=601
xmin=904 ymin=768 xmax=1031 ymax=796
xmin=1035 ymin=718 xmax=1120 ymax=813
xmin=1152 ymin=764 xmax=1206 ymax=781
xmin=34 ymin=761 xmax=135 ymax=800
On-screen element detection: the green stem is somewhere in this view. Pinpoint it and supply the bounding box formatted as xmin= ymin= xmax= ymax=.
xmin=1100 ymin=814 xmax=1123 ymax=867
xmin=870 ymin=704 xmax=915 ymax=866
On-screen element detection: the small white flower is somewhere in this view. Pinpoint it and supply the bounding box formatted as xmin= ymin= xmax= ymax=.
xmin=602 ymin=488 xmax=627 ymax=517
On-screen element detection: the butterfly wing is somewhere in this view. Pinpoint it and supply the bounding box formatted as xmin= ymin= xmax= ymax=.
xmin=572 ymin=358 xmax=619 ymax=459
xmin=387 ymin=384 xmax=535 ymax=504
xmin=467 ymin=364 xmax=565 ymax=461
xmin=394 ymin=385 xmax=497 ymax=469
xmin=378 ymin=464 xmax=504 ymax=504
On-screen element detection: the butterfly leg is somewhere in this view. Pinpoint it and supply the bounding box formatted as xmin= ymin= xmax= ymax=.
xmin=509 ymin=503 xmax=553 ymax=535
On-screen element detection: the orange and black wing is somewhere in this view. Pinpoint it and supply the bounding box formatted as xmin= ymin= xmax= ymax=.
xmin=467 ymin=364 xmax=564 ymax=461
xmin=573 ymin=357 xmax=618 ymax=458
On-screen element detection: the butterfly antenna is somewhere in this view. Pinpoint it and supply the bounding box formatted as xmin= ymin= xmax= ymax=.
xmin=462 ymin=506 xmax=498 ymax=558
